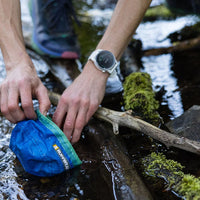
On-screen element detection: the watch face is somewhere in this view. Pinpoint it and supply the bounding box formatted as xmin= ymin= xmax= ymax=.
xmin=96 ymin=50 xmax=115 ymax=69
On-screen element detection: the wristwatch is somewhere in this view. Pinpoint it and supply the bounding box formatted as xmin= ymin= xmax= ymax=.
xmin=88 ymin=49 xmax=119 ymax=74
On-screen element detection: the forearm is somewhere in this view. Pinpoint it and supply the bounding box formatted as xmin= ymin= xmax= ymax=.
xmin=97 ymin=0 xmax=152 ymax=60
xmin=53 ymin=0 xmax=152 ymax=143
xmin=0 ymin=0 xmax=29 ymax=71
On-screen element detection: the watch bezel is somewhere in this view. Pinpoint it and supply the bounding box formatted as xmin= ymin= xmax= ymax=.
xmin=88 ymin=49 xmax=119 ymax=74
xmin=96 ymin=50 xmax=115 ymax=70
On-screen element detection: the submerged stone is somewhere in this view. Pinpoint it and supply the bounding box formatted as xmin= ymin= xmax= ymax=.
xmin=166 ymin=105 xmax=200 ymax=142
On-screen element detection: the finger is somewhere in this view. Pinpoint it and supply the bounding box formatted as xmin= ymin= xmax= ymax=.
xmin=35 ymin=85 xmax=51 ymax=116
xmin=63 ymin=106 xmax=78 ymax=141
xmin=71 ymin=106 xmax=88 ymax=144
xmin=86 ymin=101 xmax=99 ymax=123
xmin=8 ymin=84 xmax=25 ymax=121
xmin=0 ymin=84 xmax=15 ymax=123
xmin=20 ymin=82 xmax=36 ymax=119
xmin=53 ymin=98 xmax=68 ymax=128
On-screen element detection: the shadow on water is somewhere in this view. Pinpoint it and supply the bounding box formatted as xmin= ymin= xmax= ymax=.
xmin=171 ymin=49 xmax=200 ymax=111
xmin=166 ymin=0 xmax=200 ymax=15
xmin=1 ymin=0 xmax=200 ymax=199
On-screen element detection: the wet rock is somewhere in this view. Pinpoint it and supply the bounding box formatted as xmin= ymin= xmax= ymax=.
xmin=166 ymin=105 xmax=200 ymax=141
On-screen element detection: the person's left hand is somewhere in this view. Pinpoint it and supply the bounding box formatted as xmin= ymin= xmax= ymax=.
xmin=53 ymin=61 xmax=108 ymax=144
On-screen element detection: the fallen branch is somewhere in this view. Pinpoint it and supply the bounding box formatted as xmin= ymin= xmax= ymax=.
xmin=143 ymin=36 xmax=200 ymax=56
xmin=48 ymin=91 xmax=200 ymax=155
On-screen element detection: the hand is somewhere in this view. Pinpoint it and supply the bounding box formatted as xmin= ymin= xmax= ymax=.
xmin=53 ymin=61 xmax=108 ymax=144
xmin=0 ymin=58 xmax=51 ymax=123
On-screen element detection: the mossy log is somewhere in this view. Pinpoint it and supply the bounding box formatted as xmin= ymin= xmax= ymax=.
xmin=123 ymin=72 xmax=160 ymax=125
xmin=141 ymin=152 xmax=200 ymax=200
xmin=143 ymin=36 xmax=200 ymax=56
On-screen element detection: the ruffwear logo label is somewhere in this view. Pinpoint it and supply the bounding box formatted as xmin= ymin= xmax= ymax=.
xmin=53 ymin=144 xmax=69 ymax=170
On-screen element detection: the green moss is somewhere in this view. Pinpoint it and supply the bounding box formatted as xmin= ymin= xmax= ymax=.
xmin=73 ymin=1 xmax=107 ymax=64
xmin=176 ymin=175 xmax=200 ymax=200
xmin=142 ymin=152 xmax=184 ymax=186
xmin=144 ymin=5 xmax=177 ymax=21
xmin=141 ymin=152 xmax=200 ymax=200
xmin=124 ymin=72 xmax=152 ymax=91
xmin=123 ymin=72 xmax=159 ymax=123
xmin=74 ymin=20 xmax=105 ymax=64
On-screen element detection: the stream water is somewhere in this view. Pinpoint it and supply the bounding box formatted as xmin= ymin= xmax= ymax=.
xmin=0 ymin=0 xmax=200 ymax=199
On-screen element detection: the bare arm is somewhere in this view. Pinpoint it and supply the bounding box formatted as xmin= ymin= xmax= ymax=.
xmin=97 ymin=0 xmax=152 ymax=59
xmin=0 ymin=0 xmax=50 ymax=123
xmin=53 ymin=0 xmax=152 ymax=143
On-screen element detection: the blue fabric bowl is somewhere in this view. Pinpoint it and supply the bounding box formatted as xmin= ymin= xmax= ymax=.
xmin=9 ymin=110 xmax=82 ymax=177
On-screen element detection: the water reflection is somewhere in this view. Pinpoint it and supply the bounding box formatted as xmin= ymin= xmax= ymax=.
xmin=136 ymin=15 xmax=200 ymax=119
xmin=171 ymin=50 xmax=200 ymax=111
xmin=0 ymin=117 xmax=25 ymax=200
xmin=135 ymin=15 xmax=199 ymax=49
xmin=142 ymin=54 xmax=184 ymax=119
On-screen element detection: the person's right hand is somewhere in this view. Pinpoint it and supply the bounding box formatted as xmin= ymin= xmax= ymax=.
xmin=0 ymin=57 xmax=51 ymax=123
